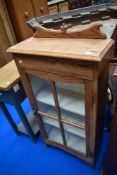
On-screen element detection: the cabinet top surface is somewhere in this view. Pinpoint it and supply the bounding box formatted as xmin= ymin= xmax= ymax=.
xmin=0 ymin=60 xmax=20 ymax=91
xmin=7 ymin=37 xmax=114 ymax=62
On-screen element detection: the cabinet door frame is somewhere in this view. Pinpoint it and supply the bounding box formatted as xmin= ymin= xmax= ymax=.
xmin=22 ymin=66 xmax=95 ymax=148
xmin=15 ymin=56 xmax=97 ymax=166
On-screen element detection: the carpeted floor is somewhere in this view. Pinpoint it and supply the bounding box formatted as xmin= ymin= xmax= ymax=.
xmin=0 ymin=98 xmax=111 ymax=175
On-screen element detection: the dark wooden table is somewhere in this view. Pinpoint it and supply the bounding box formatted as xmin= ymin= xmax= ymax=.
xmin=0 ymin=60 xmax=39 ymax=142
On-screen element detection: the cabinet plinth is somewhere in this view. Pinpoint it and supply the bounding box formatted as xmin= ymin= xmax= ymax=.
xmin=7 ymin=37 xmax=114 ymax=166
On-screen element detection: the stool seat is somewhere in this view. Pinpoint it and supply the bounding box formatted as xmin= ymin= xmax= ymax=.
xmin=0 ymin=60 xmax=19 ymax=91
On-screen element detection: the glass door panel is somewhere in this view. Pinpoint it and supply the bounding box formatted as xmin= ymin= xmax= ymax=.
xmin=29 ymin=74 xmax=86 ymax=151
xmin=42 ymin=116 xmax=63 ymax=144
xmin=29 ymin=75 xmax=57 ymax=116
xmin=63 ymin=124 xmax=86 ymax=154
xmin=55 ymin=82 xmax=85 ymax=126
xmin=61 ymin=109 xmax=85 ymax=127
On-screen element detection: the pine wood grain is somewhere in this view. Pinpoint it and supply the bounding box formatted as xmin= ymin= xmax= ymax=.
xmin=7 ymin=37 xmax=114 ymax=62
xmin=15 ymin=55 xmax=94 ymax=80
xmin=7 ymin=26 xmax=114 ymax=166
xmin=33 ymin=23 xmax=107 ymax=39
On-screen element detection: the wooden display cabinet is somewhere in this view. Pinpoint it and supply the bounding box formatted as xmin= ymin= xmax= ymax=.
xmin=7 ymin=37 xmax=114 ymax=167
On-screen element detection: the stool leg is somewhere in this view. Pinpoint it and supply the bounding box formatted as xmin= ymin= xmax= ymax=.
xmin=13 ymin=100 xmax=37 ymax=142
xmin=0 ymin=102 xmax=19 ymax=135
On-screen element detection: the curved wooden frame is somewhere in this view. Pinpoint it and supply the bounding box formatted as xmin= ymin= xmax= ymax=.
xmin=33 ymin=23 xmax=107 ymax=39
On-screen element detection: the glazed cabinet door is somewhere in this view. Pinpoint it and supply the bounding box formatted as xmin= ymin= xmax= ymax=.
xmin=27 ymin=73 xmax=93 ymax=157
xmin=55 ymin=81 xmax=86 ymax=154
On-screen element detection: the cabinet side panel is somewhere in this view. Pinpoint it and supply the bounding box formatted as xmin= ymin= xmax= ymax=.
xmin=85 ymin=81 xmax=95 ymax=163
xmin=94 ymin=60 xmax=109 ymax=162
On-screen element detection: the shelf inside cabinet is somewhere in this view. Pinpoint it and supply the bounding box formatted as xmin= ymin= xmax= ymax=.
xmin=44 ymin=123 xmax=63 ymax=144
xmin=39 ymin=104 xmax=85 ymax=126
xmin=36 ymin=87 xmax=85 ymax=116
xmin=65 ymin=131 xmax=86 ymax=154
xmin=42 ymin=114 xmax=86 ymax=138
xmin=44 ymin=122 xmax=86 ymax=154
xmin=60 ymin=109 xmax=85 ymax=127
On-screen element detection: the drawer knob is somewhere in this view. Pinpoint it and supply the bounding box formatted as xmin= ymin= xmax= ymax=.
xmin=40 ymin=7 xmax=44 ymax=13
xmin=24 ymin=11 xmax=29 ymax=19
xmin=19 ymin=60 xmax=23 ymax=64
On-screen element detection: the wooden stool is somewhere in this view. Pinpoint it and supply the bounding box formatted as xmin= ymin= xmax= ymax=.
xmin=0 ymin=60 xmax=39 ymax=142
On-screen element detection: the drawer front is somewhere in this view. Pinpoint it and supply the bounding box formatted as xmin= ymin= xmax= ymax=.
xmin=16 ymin=56 xmax=94 ymax=80
xmin=48 ymin=5 xmax=58 ymax=14
xmin=59 ymin=2 xmax=69 ymax=12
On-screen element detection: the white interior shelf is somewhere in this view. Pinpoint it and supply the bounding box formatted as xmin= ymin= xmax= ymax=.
xmin=65 ymin=131 xmax=86 ymax=154
xmin=30 ymin=76 xmax=86 ymax=154
xmin=30 ymin=75 xmax=85 ymax=116
xmin=36 ymin=87 xmax=85 ymax=116
xmin=44 ymin=123 xmax=86 ymax=154
xmin=60 ymin=109 xmax=85 ymax=127
xmin=40 ymin=105 xmax=85 ymax=126
xmin=44 ymin=123 xmax=63 ymax=144
xmin=42 ymin=115 xmax=86 ymax=138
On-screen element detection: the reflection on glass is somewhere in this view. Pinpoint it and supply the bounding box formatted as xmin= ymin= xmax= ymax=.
xmin=42 ymin=116 xmax=63 ymax=144
xmin=61 ymin=109 xmax=85 ymax=127
xmin=29 ymin=75 xmax=57 ymax=116
xmin=56 ymin=82 xmax=85 ymax=125
xmin=63 ymin=124 xmax=86 ymax=154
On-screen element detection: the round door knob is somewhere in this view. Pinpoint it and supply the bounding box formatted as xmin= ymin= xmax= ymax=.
xmin=19 ymin=60 xmax=23 ymax=64
xmin=40 ymin=7 xmax=44 ymax=13
xmin=24 ymin=11 xmax=29 ymax=19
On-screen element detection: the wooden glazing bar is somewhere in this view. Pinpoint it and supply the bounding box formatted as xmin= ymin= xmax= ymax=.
xmin=50 ymin=81 xmax=67 ymax=145
xmin=61 ymin=119 xmax=85 ymax=130
xmin=38 ymin=110 xmax=57 ymax=120
xmin=38 ymin=110 xmax=85 ymax=130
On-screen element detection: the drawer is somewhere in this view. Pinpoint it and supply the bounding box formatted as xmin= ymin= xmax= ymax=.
xmin=16 ymin=55 xmax=95 ymax=80
xmin=58 ymin=2 xmax=69 ymax=12
xmin=48 ymin=5 xmax=58 ymax=14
